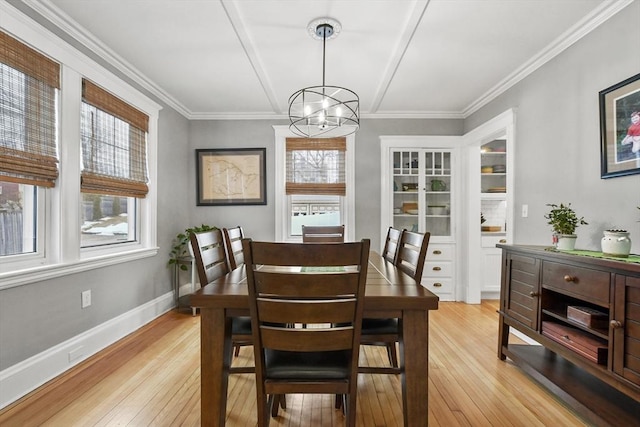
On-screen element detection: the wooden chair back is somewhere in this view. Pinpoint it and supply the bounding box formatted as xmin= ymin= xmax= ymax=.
xmin=190 ymin=228 xmax=230 ymax=286
xmin=243 ymin=238 xmax=370 ymax=427
xmin=301 ymin=225 xmax=345 ymax=243
xmin=395 ymin=230 xmax=430 ymax=281
xmin=223 ymin=226 xmax=245 ymax=269
xmin=381 ymin=227 xmax=404 ymax=263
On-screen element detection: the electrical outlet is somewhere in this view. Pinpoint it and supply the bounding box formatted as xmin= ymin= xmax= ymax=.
xmin=81 ymin=290 xmax=91 ymax=308
xmin=521 ymin=204 xmax=528 ymax=218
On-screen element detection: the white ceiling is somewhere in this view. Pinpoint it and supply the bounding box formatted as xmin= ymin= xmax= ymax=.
xmin=33 ymin=0 xmax=629 ymax=120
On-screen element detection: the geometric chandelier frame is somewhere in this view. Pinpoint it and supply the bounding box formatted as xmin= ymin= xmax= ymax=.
xmin=288 ymin=18 xmax=360 ymax=138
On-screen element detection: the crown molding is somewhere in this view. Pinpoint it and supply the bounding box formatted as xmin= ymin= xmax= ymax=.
xmin=462 ymin=0 xmax=635 ymax=117
xmin=20 ymin=0 xmax=190 ymax=118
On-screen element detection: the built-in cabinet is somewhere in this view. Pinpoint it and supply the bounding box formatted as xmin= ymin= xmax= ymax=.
xmin=464 ymin=109 xmax=515 ymax=303
xmin=479 ymin=138 xmax=511 ymax=297
xmin=381 ymin=136 xmax=461 ymax=301
xmin=380 ymin=109 xmax=515 ymax=302
xmin=498 ymin=245 xmax=640 ymax=425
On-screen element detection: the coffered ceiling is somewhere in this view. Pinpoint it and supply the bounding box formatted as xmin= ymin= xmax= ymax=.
xmin=27 ymin=0 xmax=630 ymax=119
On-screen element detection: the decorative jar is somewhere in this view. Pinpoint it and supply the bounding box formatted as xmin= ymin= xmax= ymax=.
xmin=601 ymin=230 xmax=631 ymax=258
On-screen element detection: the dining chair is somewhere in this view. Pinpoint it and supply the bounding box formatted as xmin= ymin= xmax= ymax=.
xmin=360 ymin=230 xmax=430 ymax=372
xmin=222 ymin=225 xmax=249 ymax=356
xmin=396 ymin=230 xmax=430 ymax=280
xmin=381 ymin=226 xmax=404 ymax=263
xmin=243 ymin=238 xmax=370 ymax=426
xmin=190 ymin=228 xmax=253 ymax=373
xmin=301 ymin=224 xmax=345 ymax=243
xmin=223 ymin=225 xmax=245 ymax=270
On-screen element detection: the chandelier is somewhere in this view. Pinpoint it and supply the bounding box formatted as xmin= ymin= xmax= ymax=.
xmin=288 ymin=18 xmax=360 ymax=138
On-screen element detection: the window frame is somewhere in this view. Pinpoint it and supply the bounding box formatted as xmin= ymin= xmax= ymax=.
xmin=0 ymin=5 xmax=160 ymax=290
xmin=273 ymin=126 xmax=355 ymax=242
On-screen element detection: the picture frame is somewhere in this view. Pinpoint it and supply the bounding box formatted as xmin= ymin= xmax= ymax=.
xmin=196 ymin=148 xmax=266 ymax=206
xmin=599 ymin=72 xmax=640 ymax=179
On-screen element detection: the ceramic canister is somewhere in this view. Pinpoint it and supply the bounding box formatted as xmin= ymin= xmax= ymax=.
xmin=601 ymin=230 xmax=631 ymax=258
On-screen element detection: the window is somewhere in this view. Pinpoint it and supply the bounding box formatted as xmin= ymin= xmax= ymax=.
xmin=0 ymin=30 xmax=59 ymax=261
xmin=80 ymin=80 xmax=149 ymax=247
xmin=0 ymin=181 xmax=38 ymax=256
xmin=274 ymin=127 xmax=355 ymax=241
xmin=0 ymin=10 xmax=159 ymax=287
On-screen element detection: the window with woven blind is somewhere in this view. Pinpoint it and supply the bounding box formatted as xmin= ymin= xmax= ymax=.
xmin=285 ymin=137 xmax=346 ymax=196
xmin=81 ymin=79 xmax=149 ymax=198
xmin=0 ymin=30 xmax=59 ymax=187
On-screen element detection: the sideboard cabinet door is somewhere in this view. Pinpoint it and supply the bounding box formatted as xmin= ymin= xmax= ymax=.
xmin=502 ymin=253 xmax=540 ymax=331
xmin=612 ymin=274 xmax=640 ymax=387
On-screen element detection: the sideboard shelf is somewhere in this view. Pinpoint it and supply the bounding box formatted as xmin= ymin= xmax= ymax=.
xmin=497 ymin=244 xmax=640 ymax=426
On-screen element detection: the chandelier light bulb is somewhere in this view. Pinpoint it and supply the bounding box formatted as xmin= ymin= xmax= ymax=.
xmin=304 ymin=105 xmax=311 ymax=116
xmin=322 ymin=98 xmax=329 ymax=109
xmin=336 ymin=106 xmax=342 ymax=117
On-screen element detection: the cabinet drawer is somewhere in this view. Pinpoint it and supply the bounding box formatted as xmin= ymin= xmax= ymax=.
xmin=542 ymin=321 xmax=608 ymax=365
xmin=425 ymin=244 xmax=454 ymax=261
xmin=481 ymin=235 xmax=508 ymax=248
xmin=542 ymin=261 xmax=610 ymax=305
xmin=424 ymin=261 xmax=453 ymax=278
xmin=422 ymin=278 xmax=453 ymax=294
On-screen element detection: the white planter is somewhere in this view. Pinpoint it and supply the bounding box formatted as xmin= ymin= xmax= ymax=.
xmin=556 ymin=234 xmax=577 ymax=251
xmin=601 ymin=230 xmax=631 ymax=258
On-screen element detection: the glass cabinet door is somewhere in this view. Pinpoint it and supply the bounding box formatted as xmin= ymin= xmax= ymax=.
xmin=391 ymin=149 xmax=453 ymax=237
xmin=424 ymin=151 xmax=451 ymax=237
xmin=392 ymin=150 xmax=420 ymax=232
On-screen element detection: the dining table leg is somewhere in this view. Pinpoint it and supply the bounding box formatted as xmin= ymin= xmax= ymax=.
xmin=200 ymin=307 xmax=233 ymax=426
xmin=400 ymin=309 xmax=429 ymax=427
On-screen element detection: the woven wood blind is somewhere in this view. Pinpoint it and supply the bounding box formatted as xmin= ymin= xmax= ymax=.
xmin=82 ymin=80 xmax=148 ymax=132
xmin=285 ymin=137 xmax=346 ymax=196
xmin=81 ymin=79 xmax=149 ymax=198
xmin=0 ymin=30 xmax=60 ymax=187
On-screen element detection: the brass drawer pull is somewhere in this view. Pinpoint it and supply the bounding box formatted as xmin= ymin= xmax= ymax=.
xmin=610 ymin=320 xmax=622 ymax=329
xmin=529 ymin=291 xmax=540 ymax=297
xmin=433 ymin=266 xmax=441 ymax=271
xmin=499 ymin=239 xmax=507 ymax=243
xmin=433 ymin=282 xmax=442 ymax=287
xmin=563 ymin=275 xmax=575 ymax=282
xmin=433 ymin=250 xmax=442 ymax=255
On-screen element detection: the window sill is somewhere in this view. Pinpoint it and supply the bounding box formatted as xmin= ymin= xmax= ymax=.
xmin=0 ymin=247 xmax=159 ymax=290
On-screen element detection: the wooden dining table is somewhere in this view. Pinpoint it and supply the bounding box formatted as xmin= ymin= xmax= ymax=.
xmin=191 ymin=251 xmax=439 ymax=426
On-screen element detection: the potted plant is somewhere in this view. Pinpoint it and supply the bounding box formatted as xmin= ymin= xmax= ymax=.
xmin=168 ymin=224 xmax=217 ymax=270
xmin=544 ymin=203 xmax=587 ymax=250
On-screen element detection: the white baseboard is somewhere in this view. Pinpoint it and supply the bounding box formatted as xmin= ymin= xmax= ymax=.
xmin=0 ymin=292 xmax=174 ymax=410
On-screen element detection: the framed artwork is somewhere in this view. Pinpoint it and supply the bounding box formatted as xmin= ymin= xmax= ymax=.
xmin=196 ymin=148 xmax=266 ymax=206
xmin=599 ymin=72 xmax=640 ymax=178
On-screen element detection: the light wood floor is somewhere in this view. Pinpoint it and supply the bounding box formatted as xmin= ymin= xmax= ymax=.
xmin=0 ymin=301 xmax=587 ymax=426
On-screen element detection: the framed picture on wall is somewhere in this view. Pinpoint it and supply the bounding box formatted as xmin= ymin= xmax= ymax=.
xmin=196 ymin=148 xmax=266 ymax=205
xmin=599 ymin=72 xmax=640 ymax=178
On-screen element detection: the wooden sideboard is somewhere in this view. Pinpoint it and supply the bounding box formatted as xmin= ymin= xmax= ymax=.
xmin=496 ymin=244 xmax=640 ymax=426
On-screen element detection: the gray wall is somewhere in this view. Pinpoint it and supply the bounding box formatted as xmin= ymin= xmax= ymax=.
xmin=188 ymin=118 xmax=463 ymax=250
xmin=466 ymin=1 xmax=640 ymax=253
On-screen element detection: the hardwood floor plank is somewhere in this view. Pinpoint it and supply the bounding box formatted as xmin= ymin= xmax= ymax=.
xmin=0 ymin=301 xmax=590 ymax=426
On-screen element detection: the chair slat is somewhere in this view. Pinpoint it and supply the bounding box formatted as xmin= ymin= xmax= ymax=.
xmin=254 ymin=271 xmax=360 ymax=297
xmin=257 ymin=298 xmax=357 ymax=324
xmin=301 ymin=225 xmax=345 ymax=243
xmin=261 ymin=327 xmax=355 ymax=352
